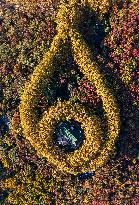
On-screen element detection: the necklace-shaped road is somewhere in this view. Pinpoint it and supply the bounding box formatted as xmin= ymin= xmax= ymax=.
xmin=19 ymin=0 xmax=120 ymax=175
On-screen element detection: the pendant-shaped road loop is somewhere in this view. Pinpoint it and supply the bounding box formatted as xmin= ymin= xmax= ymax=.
xmin=19 ymin=0 xmax=120 ymax=175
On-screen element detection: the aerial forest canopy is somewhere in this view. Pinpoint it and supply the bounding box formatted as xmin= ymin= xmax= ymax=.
xmin=0 ymin=0 xmax=138 ymax=204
